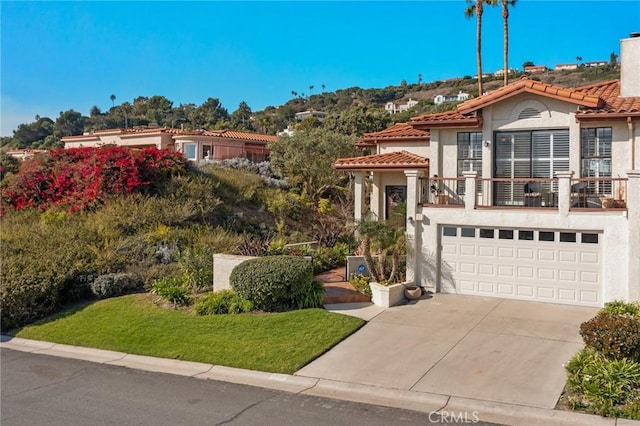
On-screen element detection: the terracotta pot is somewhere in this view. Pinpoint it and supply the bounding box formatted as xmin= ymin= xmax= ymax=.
xmin=404 ymin=286 xmax=422 ymax=300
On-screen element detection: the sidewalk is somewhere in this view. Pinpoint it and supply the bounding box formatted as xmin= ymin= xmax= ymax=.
xmin=2 ymin=301 xmax=639 ymax=426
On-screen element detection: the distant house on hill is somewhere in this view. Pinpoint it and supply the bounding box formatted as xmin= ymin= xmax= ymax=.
xmin=385 ymin=98 xmax=419 ymax=114
xmin=524 ymin=65 xmax=547 ymax=73
xmin=433 ymin=91 xmax=470 ymax=105
xmin=294 ymin=110 xmax=327 ymax=121
xmin=555 ymin=63 xmax=578 ymax=71
xmin=584 ymin=60 xmax=608 ymax=68
xmin=62 ymin=127 xmax=277 ymax=162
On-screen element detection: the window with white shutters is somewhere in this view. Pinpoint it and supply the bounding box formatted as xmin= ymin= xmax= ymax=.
xmin=494 ymin=129 xmax=569 ymax=205
xmin=457 ymin=132 xmax=483 ymax=194
xmin=581 ymin=127 xmax=612 ymax=194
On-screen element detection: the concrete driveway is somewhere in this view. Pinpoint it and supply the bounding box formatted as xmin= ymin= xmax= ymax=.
xmin=296 ymin=295 xmax=599 ymax=409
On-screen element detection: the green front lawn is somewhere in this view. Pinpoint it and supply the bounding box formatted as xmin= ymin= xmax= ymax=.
xmin=12 ymin=294 xmax=364 ymax=374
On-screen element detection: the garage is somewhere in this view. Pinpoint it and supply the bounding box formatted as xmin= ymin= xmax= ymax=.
xmin=440 ymin=226 xmax=602 ymax=307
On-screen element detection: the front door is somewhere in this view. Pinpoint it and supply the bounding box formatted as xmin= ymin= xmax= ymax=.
xmin=385 ymin=185 xmax=407 ymax=219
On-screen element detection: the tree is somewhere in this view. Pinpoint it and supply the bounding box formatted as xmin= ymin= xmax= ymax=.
xmin=322 ymin=105 xmax=392 ymax=137
xmin=54 ymin=110 xmax=85 ymax=139
xmin=269 ymin=128 xmax=358 ymax=201
xmin=309 ymin=85 xmax=314 ymax=95
xmin=321 ymin=84 xmax=326 ymax=92
xmin=610 ymin=52 xmax=618 ymax=66
xmin=11 ymin=116 xmax=55 ymax=148
xmin=418 ymin=73 xmax=423 ymax=84
xmin=501 ymin=0 xmax=516 ymax=86
xmin=120 ymin=102 xmax=133 ymax=128
xmin=195 ymin=98 xmax=229 ymax=129
xmin=465 ymin=0 xmax=495 ymax=95
xmin=145 ymin=95 xmax=173 ymax=125
xmin=522 ymin=61 xmax=534 ymax=69
xmin=110 ymin=94 xmax=116 ymax=107
xmin=576 ymin=56 xmax=583 ymax=66
xmin=231 ymin=101 xmax=253 ymax=130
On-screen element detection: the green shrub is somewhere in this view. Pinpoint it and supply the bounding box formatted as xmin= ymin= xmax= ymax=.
xmin=90 ymin=273 xmax=143 ymax=299
xmin=151 ymin=277 xmax=189 ymax=305
xmin=195 ymin=290 xmax=253 ymax=315
xmin=230 ymin=256 xmax=314 ymax=312
xmin=349 ymin=274 xmax=372 ymax=297
xmin=602 ymin=300 xmax=640 ymax=319
xmin=565 ymin=347 xmax=640 ymax=419
xmin=293 ymin=279 xmax=325 ymax=309
xmin=580 ymin=311 xmax=640 ymax=361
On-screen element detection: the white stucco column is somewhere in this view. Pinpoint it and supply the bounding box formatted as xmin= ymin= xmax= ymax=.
xmin=626 ymin=170 xmax=640 ymax=301
xmin=430 ymin=129 xmax=441 ymax=176
xmin=353 ymin=172 xmax=365 ymax=222
xmin=404 ymin=170 xmax=424 ymax=284
xmin=371 ymin=173 xmax=381 ymax=220
xmin=463 ymin=171 xmax=478 ymax=212
xmin=556 ymin=171 xmax=573 ymax=216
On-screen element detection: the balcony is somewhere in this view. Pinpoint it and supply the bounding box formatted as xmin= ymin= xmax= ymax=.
xmin=420 ymin=175 xmax=628 ymax=212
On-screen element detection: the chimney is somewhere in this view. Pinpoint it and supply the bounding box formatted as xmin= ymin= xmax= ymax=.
xmin=620 ymin=32 xmax=640 ymax=98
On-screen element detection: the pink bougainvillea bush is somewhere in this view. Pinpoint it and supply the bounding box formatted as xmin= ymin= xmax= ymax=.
xmin=1 ymin=146 xmax=187 ymax=213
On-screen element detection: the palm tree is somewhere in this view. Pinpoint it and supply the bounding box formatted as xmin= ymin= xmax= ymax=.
xmin=309 ymin=85 xmax=314 ymax=95
xmin=321 ymin=84 xmax=326 ymax=92
xmin=501 ymin=0 xmax=516 ymax=86
xmin=110 ymin=94 xmax=116 ymax=108
xmin=465 ymin=0 xmax=495 ymax=95
xmin=418 ymin=73 xmax=423 ymax=84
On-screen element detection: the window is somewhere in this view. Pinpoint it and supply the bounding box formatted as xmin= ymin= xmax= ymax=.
xmin=203 ymin=144 xmax=212 ymax=159
xmin=539 ymin=231 xmax=555 ymax=241
xmin=560 ymin=232 xmax=576 ymax=243
xmin=518 ymin=230 xmax=534 ymax=240
xmin=582 ymin=233 xmax=599 ymax=244
xmin=498 ymin=230 xmax=514 ymax=240
xmin=183 ymin=143 xmax=197 ymax=160
xmin=479 ymin=229 xmax=494 ymax=238
xmin=457 ymin=132 xmax=483 ymax=195
xmin=443 ymin=227 xmax=457 ymax=237
xmin=461 ymin=228 xmax=475 ymax=237
xmin=494 ymin=130 xmax=569 ymax=205
xmin=581 ymin=128 xmax=612 ymax=195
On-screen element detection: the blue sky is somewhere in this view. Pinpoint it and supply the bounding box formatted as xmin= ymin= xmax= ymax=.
xmin=1 ymin=1 xmax=639 ymax=136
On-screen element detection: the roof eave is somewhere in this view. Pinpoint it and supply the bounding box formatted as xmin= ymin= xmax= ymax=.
xmin=576 ymin=112 xmax=640 ymax=121
xmin=410 ymin=118 xmax=482 ymax=128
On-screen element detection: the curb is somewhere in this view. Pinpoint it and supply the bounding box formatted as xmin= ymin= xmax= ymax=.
xmin=2 ymin=336 xmax=639 ymax=426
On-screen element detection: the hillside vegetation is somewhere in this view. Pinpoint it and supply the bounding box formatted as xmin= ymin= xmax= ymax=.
xmin=1 ymin=65 xmax=620 ymax=150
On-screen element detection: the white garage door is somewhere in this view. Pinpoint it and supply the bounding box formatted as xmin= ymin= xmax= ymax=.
xmin=440 ymin=226 xmax=602 ymax=307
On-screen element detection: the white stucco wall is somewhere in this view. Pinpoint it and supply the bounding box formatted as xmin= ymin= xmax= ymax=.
xmin=212 ymin=254 xmax=257 ymax=292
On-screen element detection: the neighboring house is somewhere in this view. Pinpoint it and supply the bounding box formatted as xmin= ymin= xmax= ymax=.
xmin=585 ymin=61 xmax=609 ymax=68
xmin=493 ymin=68 xmax=518 ymax=76
xmin=4 ymin=149 xmax=47 ymax=159
xmin=62 ymin=127 xmax=277 ymax=162
xmin=555 ymin=63 xmax=578 ymax=71
xmin=384 ymin=98 xmax=419 ymax=114
xmin=277 ymin=125 xmax=296 ymax=137
xmin=294 ymin=110 xmax=327 ymax=121
xmin=433 ymin=91 xmax=470 ymax=105
xmin=524 ymin=65 xmax=548 ymax=73
xmin=334 ymin=34 xmax=640 ymax=308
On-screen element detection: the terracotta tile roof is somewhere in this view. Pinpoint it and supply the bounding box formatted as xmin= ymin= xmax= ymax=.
xmin=64 ymin=127 xmax=277 ymax=143
xmin=333 ymin=150 xmax=429 ymax=171
xmin=573 ymin=80 xmax=640 ymax=119
xmin=409 ymin=110 xmax=482 ymax=127
xmin=456 ymin=76 xmax=603 ymax=114
xmin=356 ymin=123 xmax=430 ymax=146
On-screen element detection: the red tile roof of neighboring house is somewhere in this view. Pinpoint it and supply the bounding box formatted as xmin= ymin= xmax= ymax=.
xmin=456 ymin=76 xmax=603 ymax=114
xmin=356 ymin=123 xmax=430 ymax=146
xmin=573 ymin=80 xmax=640 ymax=120
xmin=63 ymin=127 xmax=277 ymax=143
xmin=333 ymin=150 xmax=429 ymax=171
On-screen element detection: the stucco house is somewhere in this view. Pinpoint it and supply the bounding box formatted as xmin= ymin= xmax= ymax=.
xmin=62 ymin=127 xmax=277 ymax=162
xmin=334 ymin=34 xmax=640 ymax=308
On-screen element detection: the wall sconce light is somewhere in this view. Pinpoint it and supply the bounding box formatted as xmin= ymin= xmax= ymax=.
xmin=483 ymin=141 xmax=491 ymax=147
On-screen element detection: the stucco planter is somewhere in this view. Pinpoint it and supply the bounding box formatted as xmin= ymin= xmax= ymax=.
xmin=369 ymin=282 xmax=406 ymax=308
